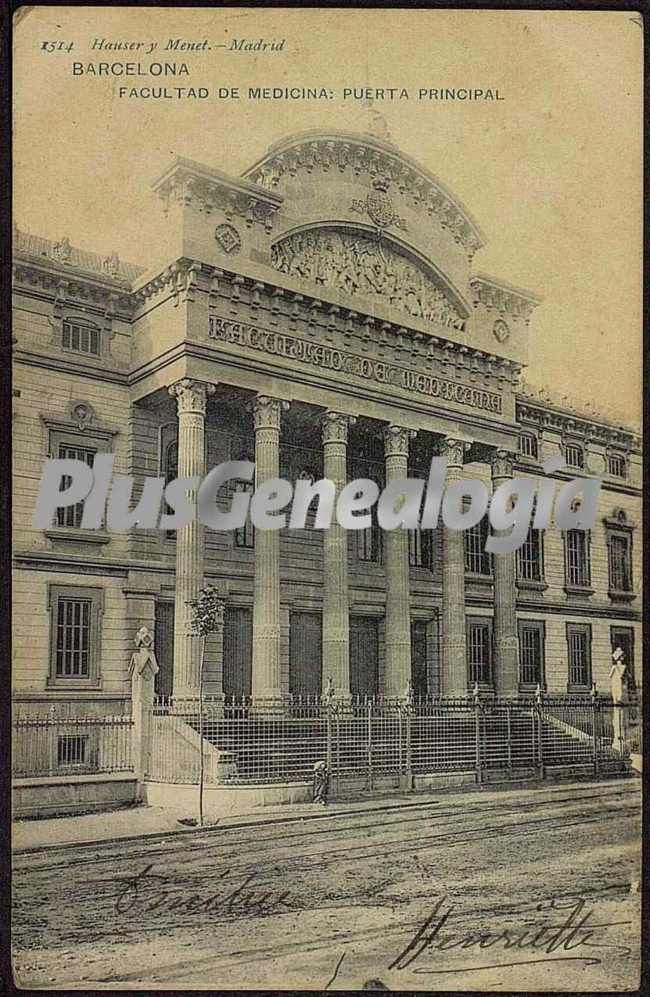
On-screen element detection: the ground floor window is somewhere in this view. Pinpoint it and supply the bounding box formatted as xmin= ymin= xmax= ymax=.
xmin=48 ymin=585 xmax=103 ymax=688
xmin=566 ymin=622 xmax=592 ymax=690
xmin=518 ymin=620 xmax=545 ymax=689
xmin=466 ymin=617 xmax=492 ymax=688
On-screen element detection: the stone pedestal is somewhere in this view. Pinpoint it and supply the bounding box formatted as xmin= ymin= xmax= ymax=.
xmin=491 ymin=450 xmax=519 ymax=696
xmin=440 ymin=438 xmax=469 ymax=696
xmin=251 ymin=395 xmax=289 ymax=701
xmin=383 ymin=425 xmax=415 ymax=699
xmin=321 ymin=411 xmax=355 ymax=699
xmin=169 ymin=379 xmax=215 ymax=698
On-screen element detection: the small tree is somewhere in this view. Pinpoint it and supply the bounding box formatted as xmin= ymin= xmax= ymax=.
xmin=188 ymin=584 xmax=225 ymax=826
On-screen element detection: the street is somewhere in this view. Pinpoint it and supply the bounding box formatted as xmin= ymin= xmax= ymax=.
xmin=12 ymin=779 xmax=641 ymax=991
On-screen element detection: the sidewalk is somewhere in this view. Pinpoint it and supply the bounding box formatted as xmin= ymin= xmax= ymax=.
xmin=12 ymin=776 xmax=636 ymax=854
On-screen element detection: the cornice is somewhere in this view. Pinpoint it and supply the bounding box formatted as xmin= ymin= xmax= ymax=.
xmin=243 ymin=131 xmax=484 ymax=258
xmin=13 ymin=226 xmax=143 ymax=287
xmin=515 ymin=393 xmax=641 ymax=452
xmin=470 ymin=273 xmax=542 ymax=325
xmin=151 ymin=157 xmax=283 ymax=232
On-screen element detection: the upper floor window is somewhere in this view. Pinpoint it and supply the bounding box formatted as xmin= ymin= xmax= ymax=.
xmin=517 ymin=524 xmax=544 ymax=583
xmin=607 ymin=532 xmax=633 ymax=593
xmin=56 ymin=444 xmax=96 ymax=528
xmin=564 ymin=443 xmax=584 ymax=469
xmin=519 ymin=432 xmax=538 ymax=459
xmin=564 ymin=529 xmax=591 ymax=589
xmin=465 ymin=516 xmax=491 ymax=576
xmin=607 ymin=453 xmax=627 ymax=478
xmin=62 ymin=319 xmax=101 ymax=357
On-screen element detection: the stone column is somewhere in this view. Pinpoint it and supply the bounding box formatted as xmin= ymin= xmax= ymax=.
xmin=251 ymin=395 xmax=289 ymax=701
xmin=168 ymin=378 xmax=215 ymax=698
xmin=440 ymin=437 xmax=469 ymax=696
xmin=383 ymin=425 xmax=416 ymax=699
xmin=491 ymin=449 xmax=519 ymax=696
xmin=321 ymin=411 xmax=356 ymax=699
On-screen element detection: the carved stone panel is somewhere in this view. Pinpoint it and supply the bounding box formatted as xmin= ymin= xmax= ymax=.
xmin=271 ymin=228 xmax=465 ymax=332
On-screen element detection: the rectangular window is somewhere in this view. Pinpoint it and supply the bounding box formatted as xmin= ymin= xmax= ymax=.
xmin=517 ymin=525 xmax=544 ymax=582
xmin=233 ymin=480 xmax=255 ymax=549
xmin=610 ymin=626 xmax=635 ymax=690
xmin=62 ymin=320 xmax=100 ymax=356
xmin=467 ymin=618 xmax=492 ymax=687
xmin=409 ymin=528 xmax=435 ymax=570
xmin=564 ymin=444 xmax=584 ymax=469
xmin=519 ymin=433 xmax=538 ymax=458
xmin=56 ymin=598 xmax=91 ymax=677
xmin=607 ymin=454 xmax=626 ymax=478
xmin=57 ymin=734 xmax=89 ymax=767
xmin=48 ymin=585 xmax=103 ymax=687
xmin=357 ymin=520 xmax=382 ymax=563
xmin=565 ymin=530 xmax=591 ymax=588
xmin=566 ymin=623 xmax=592 ymax=689
xmin=465 ymin=517 xmax=491 ymax=575
xmin=608 ymin=533 xmax=632 ymax=592
xmin=518 ymin=621 xmax=545 ymax=687
xmin=56 ymin=444 xmax=96 ymax=528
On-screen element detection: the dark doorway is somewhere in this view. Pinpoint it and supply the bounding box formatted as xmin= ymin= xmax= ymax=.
xmin=410 ymin=620 xmax=429 ymax=697
xmin=154 ymin=601 xmax=174 ymax=697
xmin=223 ymin=606 xmax=253 ymax=698
xmin=289 ymin=611 xmax=322 ymax=696
xmin=349 ymin=615 xmax=379 ymax=698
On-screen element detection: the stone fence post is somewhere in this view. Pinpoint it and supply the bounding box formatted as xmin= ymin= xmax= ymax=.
xmin=129 ymin=626 xmax=159 ymax=799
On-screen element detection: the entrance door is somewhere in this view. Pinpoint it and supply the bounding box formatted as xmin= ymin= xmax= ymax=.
xmin=289 ymin=612 xmax=322 ymax=696
xmin=223 ymin=607 xmax=253 ymax=698
xmin=610 ymin=626 xmax=635 ymax=690
xmin=154 ymin=601 xmax=174 ymax=697
xmin=349 ymin=616 xmax=379 ymax=698
xmin=410 ymin=620 xmax=429 ymax=697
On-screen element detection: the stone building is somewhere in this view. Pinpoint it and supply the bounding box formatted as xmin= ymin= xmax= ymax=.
xmin=12 ymin=131 xmax=642 ymax=717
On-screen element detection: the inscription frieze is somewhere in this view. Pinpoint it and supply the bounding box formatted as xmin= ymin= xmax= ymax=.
xmin=208 ymin=315 xmax=502 ymax=415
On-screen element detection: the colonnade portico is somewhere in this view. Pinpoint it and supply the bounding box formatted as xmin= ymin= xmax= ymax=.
xmin=167 ymin=376 xmax=520 ymax=702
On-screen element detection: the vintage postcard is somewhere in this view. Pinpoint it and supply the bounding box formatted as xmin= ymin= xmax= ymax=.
xmin=11 ymin=6 xmax=642 ymax=991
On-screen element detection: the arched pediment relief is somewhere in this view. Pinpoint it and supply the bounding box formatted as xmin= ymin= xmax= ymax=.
xmin=271 ymin=226 xmax=467 ymax=333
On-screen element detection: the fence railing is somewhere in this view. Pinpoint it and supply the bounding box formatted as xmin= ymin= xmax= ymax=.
xmin=147 ymin=692 xmax=639 ymax=788
xmin=12 ymin=714 xmax=134 ymax=779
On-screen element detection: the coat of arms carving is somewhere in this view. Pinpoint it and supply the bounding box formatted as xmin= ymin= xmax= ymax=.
xmin=214 ymin=223 xmax=242 ymax=255
xmin=351 ymin=177 xmax=407 ymax=233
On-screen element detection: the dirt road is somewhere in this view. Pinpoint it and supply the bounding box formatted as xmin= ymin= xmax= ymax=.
xmin=12 ymin=779 xmax=641 ymax=990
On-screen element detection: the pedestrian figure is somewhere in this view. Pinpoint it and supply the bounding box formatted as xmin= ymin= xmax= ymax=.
xmin=312 ymin=759 xmax=329 ymax=805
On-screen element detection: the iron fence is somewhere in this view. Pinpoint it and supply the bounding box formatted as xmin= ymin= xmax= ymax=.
xmin=148 ymin=691 xmax=637 ymax=789
xmin=12 ymin=714 xmax=134 ymax=778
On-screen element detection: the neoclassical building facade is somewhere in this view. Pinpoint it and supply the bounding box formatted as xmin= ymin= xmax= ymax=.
xmin=12 ymin=131 xmax=642 ymax=715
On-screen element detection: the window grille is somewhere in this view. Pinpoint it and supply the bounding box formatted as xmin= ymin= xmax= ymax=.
xmin=567 ymin=625 xmax=591 ymax=687
xmin=608 ymin=534 xmax=632 ymax=592
xmin=57 ymin=734 xmax=89 ymax=767
xmin=62 ymin=319 xmax=100 ymax=356
xmin=519 ymin=625 xmax=543 ymax=685
xmin=467 ymin=620 xmax=492 ymax=685
xmin=607 ymin=454 xmax=626 ymax=478
xmin=564 ymin=443 xmax=584 ymax=469
xmin=464 ymin=517 xmax=491 ymax=575
xmin=517 ymin=525 xmax=543 ymax=581
xmin=56 ymin=444 xmax=96 ymax=527
xmin=55 ymin=598 xmax=92 ymax=678
xmin=565 ymin=530 xmax=591 ymax=587
xmin=519 ymin=433 xmax=538 ymax=458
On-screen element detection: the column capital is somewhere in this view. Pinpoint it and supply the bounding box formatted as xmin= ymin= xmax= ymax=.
xmin=322 ymin=411 xmax=356 ymax=446
xmin=440 ymin=436 xmax=471 ymax=467
xmin=168 ymin=379 xmax=216 ymax=416
xmin=491 ymin=448 xmax=517 ymax=479
xmin=383 ymin=424 xmax=417 ymax=458
xmin=251 ymin=395 xmax=290 ymax=431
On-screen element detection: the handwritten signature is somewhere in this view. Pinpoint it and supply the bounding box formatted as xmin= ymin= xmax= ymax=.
xmin=389 ymin=896 xmax=633 ymax=973
xmin=115 ymin=863 xmax=291 ymax=918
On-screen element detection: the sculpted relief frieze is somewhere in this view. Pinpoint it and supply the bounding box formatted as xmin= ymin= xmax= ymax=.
xmin=271 ymin=229 xmax=466 ymax=333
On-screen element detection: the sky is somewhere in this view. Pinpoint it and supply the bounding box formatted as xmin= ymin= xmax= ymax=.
xmin=13 ymin=8 xmax=642 ymax=429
